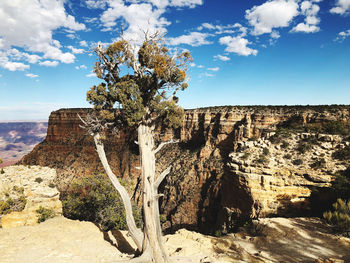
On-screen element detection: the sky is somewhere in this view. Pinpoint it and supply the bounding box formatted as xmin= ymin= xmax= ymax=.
xmin=0 ymin=0 xmax=349 ymax=121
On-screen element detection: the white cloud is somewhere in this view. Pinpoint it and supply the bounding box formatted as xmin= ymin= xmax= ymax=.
xmin=330 ymin=0 xmax=350 ymax=15
xmin=291 ymin=1 xmax=321 ymax=33
xmin=246 ymin=0 xmax=299 ymax=35
xmin=214 ymin=54 xmax=230 ymax=61
xmin=335 ymin=29 xmax=350 ymax=41
xmin=219 ymin=36 xmax=258 ymax=56
xmin=67 ymin=46 xmax=85 ymax=54
xmin=0 ymin=0 xmax=85 ymax=70
xmin=25 ymin=73 xmax=39 ymax=78
xmin=190 ymin=62 xmax=196 ymax=67
xmin=167 ymin=32 xmax=211 ymax=46
xmin=75 ymin=65 xmax=88 ymax=70
xmin=208 ymin=67 xmax=219 ymax=72
xmin=2 ymin=61 xmax=29 ymax=71
xmin=80 ymin=40 xmax=88 ymax=47
xmin=96 ymin=0 xmax=203 ymax=44
xmin=86 ymin=72 xmax=96 ymax=77
xmin=291 ymin=23 xmax=319 ymax=33
xmin=197 ymin=65 xmax=204 ymax=68
xmin=66 ymin=33 xmax=76 ymax=39
xmin=204 ymin=72 xmax=214 ymax=77
xmin=39 ymin=60 xmax=59 ymax=67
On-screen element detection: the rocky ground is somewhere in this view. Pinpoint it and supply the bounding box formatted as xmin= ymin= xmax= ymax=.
xmin=0 ymin=216 xmax=349 ymax=263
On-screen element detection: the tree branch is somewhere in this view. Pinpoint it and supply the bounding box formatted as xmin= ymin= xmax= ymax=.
xmin=154 ymin=165 xmax=172 ymax=190
xmin=154 ymin=139 xmax=179 ymax=154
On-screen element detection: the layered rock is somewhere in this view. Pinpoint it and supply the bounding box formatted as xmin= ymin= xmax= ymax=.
xmin=20 ymin=106 xmax=350 ymax=234
xmin=0 ymin=165 xmax=62 ymax=228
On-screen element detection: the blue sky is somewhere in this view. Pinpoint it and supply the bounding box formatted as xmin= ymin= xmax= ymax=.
xmin=0 ymin=0 xmax=349 ymax=120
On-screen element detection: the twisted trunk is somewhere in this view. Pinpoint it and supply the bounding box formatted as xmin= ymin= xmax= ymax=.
xmin=93 ymin=133 xmax=144 ymax=251
xmin=138 ymin=124 xmax=169 ymax=263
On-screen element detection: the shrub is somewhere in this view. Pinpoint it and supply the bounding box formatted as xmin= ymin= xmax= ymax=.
xmin=0 ymin=196 xmax=26 ymax=215
xmin=292 ymin=159 xmax=303 ymax=166
xmin=323 ymin=199 xmax=350 ymax=235
xmin=62 ymin=173 xmax=142 ymax=231
xmin=296 ymin=141 xmax=313 ymax=154
xmin=48 ymin=183 xmax=55 ymax=188
xmin=311 ymin=158 xmax=326 ymax=169
xmin=0 ymin=169 xmax=4 ymax=174
xmin=262 ymin=147 xmax=270 ymax=156
xmin=281 ymin=141 xmax=289 ymax=149
xmin=332 ymin=146 xmax=350 ymax=161
xmin=35 ymin=177 xmax=43 ymax=183
xmin=255 ymin=154 xmax=269 ymax=165
xmin=241 ymin=152 xmax=250 ymax=160
xmin=284 ymin=154 xmax=292 ymax=159
xmin=36 ymin=206 xmax=56 ymax=223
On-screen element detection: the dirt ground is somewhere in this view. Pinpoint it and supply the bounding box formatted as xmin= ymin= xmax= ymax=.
xmin=0 ymin=216 xmax=349 ymax=263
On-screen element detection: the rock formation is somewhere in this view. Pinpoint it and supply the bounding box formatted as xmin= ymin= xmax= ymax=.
xmin=20 ymin=106 xmax=350 ymax=234
xmin=0 ymin=165 xmax=62 ymax=228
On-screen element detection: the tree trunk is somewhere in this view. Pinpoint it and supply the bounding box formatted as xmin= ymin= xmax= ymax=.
xmin=138 ymin=124 xmax=169 ymax=263
xmin=93 ymin=133 xmax=144 ymax=251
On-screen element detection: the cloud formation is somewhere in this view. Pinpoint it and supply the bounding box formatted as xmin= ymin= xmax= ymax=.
xmin=167 ymin=32 xmax=211 ymax=46
xmin=246 ymin=0 xmax=299 ymax=36
xmin=291 ymin=1 xmax=321 ymax=33
xmin=214 ymin=54 xmax=230 ymax=61
xmin=0 ymin=0 xmax=85 ymax=71
xmin=219 ymin=36 xmax=258 ymax=56
xmin=330 ymin=0 xmax=350 ymax=15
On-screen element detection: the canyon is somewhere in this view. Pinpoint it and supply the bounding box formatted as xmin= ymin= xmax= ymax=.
xmin=20 ymin=105 xmax=350 ymax=234
xmin=0 ymin=122 xmax=48 ymax=168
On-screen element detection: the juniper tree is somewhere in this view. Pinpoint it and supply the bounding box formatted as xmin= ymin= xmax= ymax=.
xmin=81 ymin=33 xmax=191 ymax=263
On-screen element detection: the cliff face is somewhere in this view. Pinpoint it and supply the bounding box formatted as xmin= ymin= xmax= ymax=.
xmin=21 ymin=106 xmax=350 ymax=234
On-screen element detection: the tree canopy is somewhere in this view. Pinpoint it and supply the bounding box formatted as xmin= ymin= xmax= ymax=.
xmin=86 ymin=34 xmax=191 ymax=129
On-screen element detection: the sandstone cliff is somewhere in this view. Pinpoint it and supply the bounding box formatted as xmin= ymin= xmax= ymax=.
xmin=20 ymin=106 xmax=350 ymax=234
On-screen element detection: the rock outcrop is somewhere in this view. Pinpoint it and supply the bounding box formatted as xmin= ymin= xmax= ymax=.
xmin=0 ymin=165 xmax=62 ymax=228
xmin=20 ymin=106 xmax=350 ymax=234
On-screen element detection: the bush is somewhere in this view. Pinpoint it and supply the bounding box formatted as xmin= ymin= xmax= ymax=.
xmin=255 ymin=154 xmax=269 ymax=165
xmin=0 ymin=196 xmax=27 ymax=215
xmin=241 ymin=152 xmax=250 ymax=160
xmin=296 ymin=141 xmax=313 ymax=154
xmin=310 ymin=158 xmax=326 ymax=169
xmin=332 ymin=146 xmax=350 ymax=161
xmin=284 ymin=154 xmax=292 ymax=159
xmin=0 ymin=169 xmax=4 ymax=174
xmin=36 ymin=206 xmax=56 ymax=223
xmin=292 ymin=159 xmax=303 ymax=166
xmin=281 ymin=141 xmax=289 ymax=149
xmin=262 ymin=147 xmax=270 ymax=156
xmin=62 ymin=173 xmax=142 ymax=231
xmin=35 ymin=177 xmax=43 ymax=183
xmin=48 ymin=183 xmax=55 ymax=188
xmin=323 ymin=199 xmax=350 ymax=235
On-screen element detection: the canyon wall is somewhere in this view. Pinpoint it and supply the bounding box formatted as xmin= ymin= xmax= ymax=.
xmin=20 ymin=106 xmax=350 ymax=234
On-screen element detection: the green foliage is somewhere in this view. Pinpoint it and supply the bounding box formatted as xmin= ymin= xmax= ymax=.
xmin=36 ymin=206 xmax=56 ymax=223
xmin=262 ymin=147 xmax=270 ymax=156
xmin=323 ymin=199 xmax=350 ymax=235
xmin=241 ymin=152 xmax=251 ymax=160
xmin=310 ymin=158 xmax=326 ymax=169
xmin=332 ymin=145 xmax=350 ymax=161
xmin=284 ymin=154 xmax=292 ymax=159
xmin=269 ymin=128 xmax=291 ymax=144
xmin=292 ymin=159 xmax=303 ymax=166
xmin=35 ymin=177 xmax=43 ymax=183
xmin=296 ymin=141 xmax=313 ymax=154
xmin=281 ymin=141 xmax=289 ymax=149
xmin=48 ymin=183 xmax=55 ymax=188
xmin=62 ymin=173 xmax=142 ymax=231
xmin=0 ymin=195 xmax=27 ymax=215
xmin=0 ymin=169 xmax=4 ymax=174
xmin=87 ymin=36 xmax=191 ymax=129
xmin=255 ymin=154 xmax=269 ymax=165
